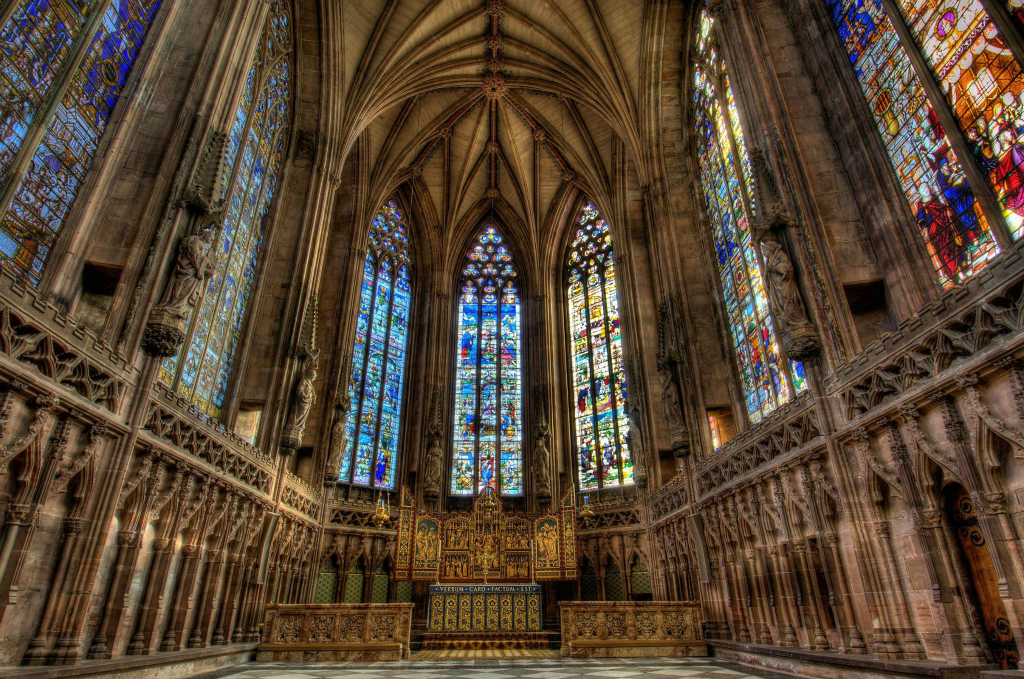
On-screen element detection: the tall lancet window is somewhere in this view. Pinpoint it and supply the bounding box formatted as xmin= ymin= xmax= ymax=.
xmin=338 ymin=200 xmax=412 ymax=490
xmin=158 ymin=1 xmax=290 ymax=417
xmin=693 ymin=7 xmax=807 ymax=424
xmin=825 ymin=0 xmax=1009 ymax=288
xmin=451 ymin=226 xmax=523 ymax=496
xmin=566 ymin=203 xmax=632 ymax=491
xmin=0 ymin=0 xmax=164 ymax=284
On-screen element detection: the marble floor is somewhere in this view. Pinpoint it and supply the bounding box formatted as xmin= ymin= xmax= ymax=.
xmin=201 ymin=657 xmax=778 ymax=679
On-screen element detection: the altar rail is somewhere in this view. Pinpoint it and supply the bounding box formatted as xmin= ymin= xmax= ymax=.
xmin=257 ymin=603 xmax=414 ymax=661
xmin=559 ymin=602 xmax=706 ymax=658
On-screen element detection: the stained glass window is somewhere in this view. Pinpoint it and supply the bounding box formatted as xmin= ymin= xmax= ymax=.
xmin=566 ymin=202 xmax=632 ymax=491
xmin=708 ymin=414 xmax=722 ymax=453
xmin=158 ymin=1 xmax=290 ymax=417
xmin=825 ymin=0 xmax=1005 ymax=286
xmin=693 ymin=7 xmax=807 ymax=424
xmin=451 ymin=225 xmax=522 ymax=496
xmin=338 ymin=200 xmax=411 ymax=490
xmin=0 ymin=0 xmax=163 ymax=284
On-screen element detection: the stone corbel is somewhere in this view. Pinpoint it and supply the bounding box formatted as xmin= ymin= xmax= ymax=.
xmin=51 ymin=422 xmax=108 ymax=496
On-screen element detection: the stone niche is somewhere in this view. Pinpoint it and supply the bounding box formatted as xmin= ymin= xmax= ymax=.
xmin=559 ymin=602 xmax=707 ymax=658
xmin=257 ymin=603 xmax=414 ymax=661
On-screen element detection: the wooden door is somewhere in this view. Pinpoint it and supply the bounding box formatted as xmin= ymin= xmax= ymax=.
xmin=948 ymin=486 xmax=1019 ymax=669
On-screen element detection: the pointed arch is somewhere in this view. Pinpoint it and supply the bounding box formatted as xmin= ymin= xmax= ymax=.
xmin=564 ymin=201 xmax=632 ymax=491
xmin=158 ymin=0 xmax=291 ymax=417
xmin=0 ymin=0 xmax=165 ymax=284
xmin=450 ymin=224 xmax=523 ymax=496
xmin=691 ymin=5 xmax=806 ymax=424
xmin=339 ymin=198 xmax=412 ymax=490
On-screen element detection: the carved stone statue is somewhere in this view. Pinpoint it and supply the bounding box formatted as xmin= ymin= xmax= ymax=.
xmin=324 ymin=407 xmax=349 ymax=484
xmin=625 ymin=409 xmax=648 ymax=490
xmin=142 ymin=228 xmax=217 ymax=356
xmin=422 ymin=385 xmax=444 ymax=500
xmin=533 ymin=422 xmax=552 ymax=501
xmin=281 ymin=364 xmax=317 ymax=452
xmin=659 ymin=366 xmax=690 ymax=458
xmin=761 ymin=239 xmax=820 ymax=360
xmin=422 ymin=435 xmax=443 ymax=499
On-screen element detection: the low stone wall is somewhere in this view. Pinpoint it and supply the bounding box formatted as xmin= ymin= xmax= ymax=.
xmin=559 ymin=602 xmax=707 ymax=658
xmin=257 ymin=603 xmax=414 ymax=661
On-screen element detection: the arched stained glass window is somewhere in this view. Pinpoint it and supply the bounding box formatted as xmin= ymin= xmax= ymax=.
xmin=338 ymin=200 xmax=411 ymax=490
xmin=451 ymin=226 xmax=522 ymax=496
xmin=825 ymin=0 xmax=1009 ymax=288
xmin=693 ymin=7 xmax=807 ymax=424
xmin=0 ymin=0 xmax=164 ymax=284
xmin=566 ymin=202 xmax=632 ymax=491
xmin=158 ymin=1 xmax=290 ymax=417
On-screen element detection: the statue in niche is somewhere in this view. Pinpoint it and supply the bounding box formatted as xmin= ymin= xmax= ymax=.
xmin=158 ymin=227 xmax=216 ymax=319
xmin=534 ymin=421 xmax=552 ymax=501
xmin=422 ymin=385 xmax=443 ymax=500
xmin=142 ymin=226 xmax=217 ymax=356
xmin=324 ymin=404 xmax=349 ymax=484
xmin=659 ymin=366 xmax=690 ymax=458
xmin=760 ymin=238 xmax=820 ymax=360
xmin=625 ymin=407 xmax=648 ymax=489
xmin=282 ymin=357 xmax=318 ymax=452
xmin=422 ymin=435 xmax=443 ymax=499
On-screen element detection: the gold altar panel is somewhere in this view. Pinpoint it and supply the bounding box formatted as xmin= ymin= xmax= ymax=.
xmin=427 ymin=585 xmax=542 ymax=632
xmin=394 ymin=486 xmax=578 ymax=582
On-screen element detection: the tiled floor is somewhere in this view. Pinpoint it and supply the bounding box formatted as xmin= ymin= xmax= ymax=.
xmin=203 ymin=657 xmax=776 ymax=679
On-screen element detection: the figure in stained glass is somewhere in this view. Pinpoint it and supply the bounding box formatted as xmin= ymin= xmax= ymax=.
xmin=692 ymin=6 xmax=806 ymax=425
xmin=0 ymin=0 xmax=164 ymax=284
xmin=158 ymin=0 xmax=290 ymax=417
xmin=565 ymin=202 xmax=632 ymax=491
xmin=824 ymin=0 xmax=1002 ymax=286
xmin=336 ymin=199 xmax=412 ymax=491
xmin=450 ymin=226 xmax=522 ymax=496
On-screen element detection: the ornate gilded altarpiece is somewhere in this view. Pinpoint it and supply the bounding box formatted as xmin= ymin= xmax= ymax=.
xmin=394 ymin=487 xmax=578 ymax=582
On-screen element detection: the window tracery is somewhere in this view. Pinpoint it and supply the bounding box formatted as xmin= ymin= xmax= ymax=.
xmin=565 ymin=202 xmax=632 ymax=491
xmin=692 ymin=7 xmax=807 ymax=424
xmin=825 ymin=0 xmax=1022 ymax=287
xmin=158 ymin=0 xmax=290 ymax=417
xmin=338 ymin=199 xmax=411 ymax=491
xmin=0 ymin=0 xmax=164 ymax=284
xmin=451 ymin=225 xmax=522 ymax=496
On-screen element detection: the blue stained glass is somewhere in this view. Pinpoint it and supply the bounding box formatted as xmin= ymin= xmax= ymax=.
xmin=158 ymin=0 xmax=290 ymax=416
xmin=0 ymin=0 xmax=160 ymax=283
xmin=693 ymin=6 xmax=806 ymax=425
xmin=451 ymin=225 xmax=522 ymax=496
xmin=338 ymin=200 xmax=412 ymax=490
xmin=566 ymin=202 xmax=632 ymax=491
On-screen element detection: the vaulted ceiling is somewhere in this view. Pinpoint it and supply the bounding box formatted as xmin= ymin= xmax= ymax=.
xmin=335 ymin=0 xmax=663 ymax=264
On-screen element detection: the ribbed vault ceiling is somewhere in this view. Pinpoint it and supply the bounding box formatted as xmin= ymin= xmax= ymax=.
xmin=337 ymin=0 xmax=655 ymax=259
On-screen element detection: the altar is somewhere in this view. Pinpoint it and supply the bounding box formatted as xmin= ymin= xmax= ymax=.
xmin=427 ymin=584 xmax=542 ymax=633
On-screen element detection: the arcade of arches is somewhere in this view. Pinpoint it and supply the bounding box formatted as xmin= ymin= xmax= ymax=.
xmin=6 ymin=0 xmax=1024 ymax=677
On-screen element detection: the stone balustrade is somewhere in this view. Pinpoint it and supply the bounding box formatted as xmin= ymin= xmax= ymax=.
xmin=559 ymin=602 xmax=706 ymax=658
xmin=257 ymin=603 xmax=414 ymax=661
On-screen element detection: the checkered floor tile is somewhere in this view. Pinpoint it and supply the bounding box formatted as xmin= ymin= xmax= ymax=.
xmin=204 ymin=657 xmax=776 ymax=679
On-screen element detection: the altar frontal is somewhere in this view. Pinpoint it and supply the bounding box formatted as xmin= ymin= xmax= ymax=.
xmin=427 ymin=584 xmax=542 ymax=633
